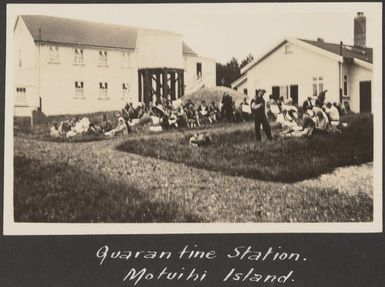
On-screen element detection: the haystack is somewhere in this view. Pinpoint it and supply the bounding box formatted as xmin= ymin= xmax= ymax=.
xmin=180 ymin=86 xmax=248 ymax=105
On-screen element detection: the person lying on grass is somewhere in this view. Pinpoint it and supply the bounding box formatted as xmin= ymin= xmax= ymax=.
xmin=189 ymin=132 xmax=212 ymax=147
xmin=50 ymin=117 xmax=92 ymax=139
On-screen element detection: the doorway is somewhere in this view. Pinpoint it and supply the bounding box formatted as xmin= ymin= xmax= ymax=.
xmin=359 ymin=81 xmax=371 ymax=113
xmin=290 ymin=85 xmax=298 ymax=105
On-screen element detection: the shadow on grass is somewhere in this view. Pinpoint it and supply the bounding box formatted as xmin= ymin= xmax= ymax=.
xmin=14 ymin=156 xmax=202 ymax=223
xmin=269 ymin=187 xmax=373 ymax=222
xmin=117 ymin=114 xmax=373 ymax=183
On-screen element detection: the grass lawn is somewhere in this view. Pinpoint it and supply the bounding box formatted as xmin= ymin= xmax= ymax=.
xmin=14 ymin=155 xmax=201 ymax=222
xmin=117 ymin=113 xmax=373 ymax=182
xmin=13 ymin=113 xmax=373 ymax=223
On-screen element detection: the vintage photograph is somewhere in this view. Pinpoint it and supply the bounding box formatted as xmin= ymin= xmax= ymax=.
xmin=4 ymin=3 xmax=382 ymax=233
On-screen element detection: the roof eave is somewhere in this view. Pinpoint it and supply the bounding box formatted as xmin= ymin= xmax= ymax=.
xmin=231 ymin=74 xmax=247 ymax=88
xmin=354 ymin=58 xmax=373 ymax=70
xmin=34 ymin=40 xmax=136 ymax=51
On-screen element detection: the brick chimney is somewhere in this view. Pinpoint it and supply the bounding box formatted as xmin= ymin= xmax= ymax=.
xmin=354 ymin=12 xmax=366 ymax=48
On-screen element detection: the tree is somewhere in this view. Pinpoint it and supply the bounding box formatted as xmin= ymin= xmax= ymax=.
xmin=216 ymin=54 xmax=254 ymax=88
xmin=239 ymin=53 xmax=254 ymax=69
xmin=216 ymin=57 xmax=240 ymax=87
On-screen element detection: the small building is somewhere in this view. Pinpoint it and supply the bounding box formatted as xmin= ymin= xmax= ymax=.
xmin=13 ymin=15 xmax=216 ymax=116
xmin=231 ymin=12 xmax=372 ymax=113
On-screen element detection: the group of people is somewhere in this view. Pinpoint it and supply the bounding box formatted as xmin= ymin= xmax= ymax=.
xmin=48 ymin=94 xmax=239 ymax=139
xmin=49 ymin=88 xmax=345 ymax=141
xmin=119 ymin=93 xmax=250 ymax=131
xmin=245 ymin=89 xmax=345 ymax=141
xmin=275 ymin=91 xmax=342 ymax=139
xmin=49 ymin=113 xmax=128 ymax=139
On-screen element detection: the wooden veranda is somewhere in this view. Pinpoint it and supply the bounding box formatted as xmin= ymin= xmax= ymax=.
xmin=138 ymin=68 xmax=184 ymax=105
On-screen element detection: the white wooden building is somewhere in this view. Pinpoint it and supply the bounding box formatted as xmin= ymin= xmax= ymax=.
xmin=231 ymin=12 xmax=372 ymax=113
xmin=13 ymin=15 xmax=216 ymax=116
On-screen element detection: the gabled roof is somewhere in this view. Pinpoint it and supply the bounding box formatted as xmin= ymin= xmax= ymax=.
xmin=300 ymin=39 xmax=373 ymax=64
xmin=233 ymin=37 xmax=373 ymax=88
xmin=20 ymin=15 xmax=197 ymax=55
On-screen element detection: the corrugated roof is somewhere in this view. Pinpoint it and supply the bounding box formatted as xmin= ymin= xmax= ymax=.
xmin=20 ymin=15 xmax=197 ymax=55
xmin=300 ymin=38 xmax=372 ymax=63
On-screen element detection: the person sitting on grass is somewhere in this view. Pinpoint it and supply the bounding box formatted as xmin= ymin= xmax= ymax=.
xmin=281 ymin=116 xmax=315 ymax=138
xmin=66 ymin=117 xmax=91 ymax=138
xmin=266 ymin=95 xmax=280 ymax=120
xmin=317 ymin=90 xmax=327 ymax=107
xmin=282 ymin=98 xmax=298 ymax=119
xmin=240 ymin=97 xmax=251 ymax=122
xmin=127 ymin=103 xmax=137 ymax=119
xmin=104 ymin=114 xmax=128 ymax=137
xmin=324 ymin=101 xmax=340 ymax=127
xmin=276 ymin=108 xmax=298 ymax=130
xmin=232 ymin=100 xmax=243 ymax=122
xmin=167 ymin=109 xmax=178 ymax=129
xmin=176 ymin=106 xmax=188 ymax=128
xmin=312 ymin=110 xmax=329 ymax=136
xmin=50 ymin=121 xmax=61 ymax=138
xmin=198 ymin=100 xmax=212 ymax=124
xmin=88 ymin=119 xmax=103 ymax=135
xmin=208 ymin=101 xmax=219 ymax=122
xmin=100 ymin=114 xmax=113 ymax=133
xmin=302 ymin=96 xmax=314 ymax=114
xmin=136 ymin=103 xmax=145 ymax=119
xmin=185 ymin=103 xmax=199 ymax=128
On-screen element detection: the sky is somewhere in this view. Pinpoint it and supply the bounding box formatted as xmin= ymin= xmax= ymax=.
xmin=7 ymin=3 xmax=382 ymax=64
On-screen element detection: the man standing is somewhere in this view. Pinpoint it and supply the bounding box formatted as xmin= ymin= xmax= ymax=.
xmin=251 ymin=89 xmax=273 ymax=141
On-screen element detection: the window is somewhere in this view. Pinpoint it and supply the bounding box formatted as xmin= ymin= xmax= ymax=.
xmin=121 ymin=52 xmax=130 ymax=68
xmin=74 ymin=48 xmax=84 ymax=65
xmin=48 ymin=46 xmax=59 ymax=63
xmin=243 ymin=88 xmax=247 ymax=95
xmin=313 ymin=83 xmax=318 ymax=97
xmin=313 ymin=76 xmax=324 ymax=97
xmin=343 ymin=75 xmax=348 ymax=96
xmin=99 ymin=51 xmax=108 ymax=66
xmin=75 ymin=81 xmax=84 ymax=98
xmin=285 ymin=44 xmax=293 ymax=54
xmin=122 ymin=83 xmax=129 ymax=98
xmin=15 ymin=87 xmax=27 ymax=105
xmin=99 ymin=82 xmax=108 ymax=98
xmin=318 ymin=83 xmax=324 ymax=94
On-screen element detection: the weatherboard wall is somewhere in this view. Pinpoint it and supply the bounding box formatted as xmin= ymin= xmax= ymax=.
xmin=348 ymin=63 xmax=372 ymax=113
xmin=184 ymin=55 xmax=216 ymax=92
xmin=14 ymin=17 xmax=39 ymax=116
xmin=13 ymin=18 xmax=217 ymax=116
xmin=245 ymin=40 xmax=340 ymax=106
xmin=37 ymin=45 xmax=134 ymax=115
